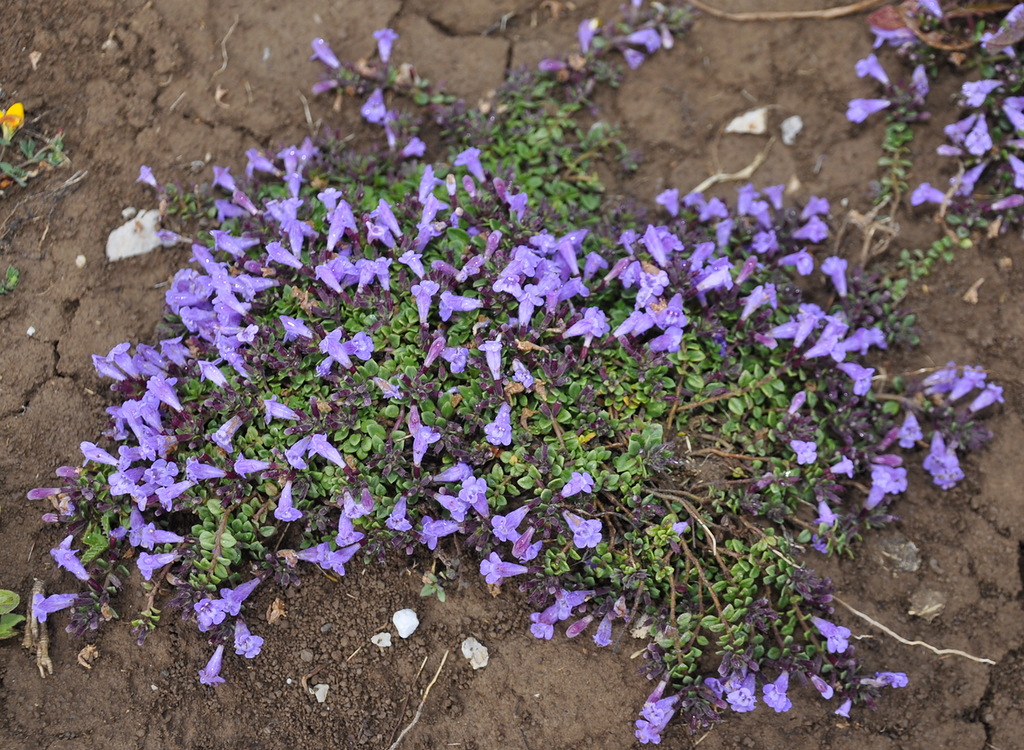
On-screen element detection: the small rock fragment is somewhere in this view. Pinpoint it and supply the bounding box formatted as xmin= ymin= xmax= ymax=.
xmin=461 ymin=637 xmax=489 ymax=670
xmin=392 ymin=608 xmax=419 ymax=638
xmin=75 ymin=254 xmax=87 ymax=268
xmin=370 ymin=632 xmax=392 ymax=648
xmin=725 ymin=107 xmax=768 ymax=135
xmin=908 ymin=588 xmax=946 ymax=622
xmin=781 ymin=115 xmax=804 ymax=146
xmin=312 ymin=683 xmax=329 ymax=703
xmin=26 ymin=327 xmax=35 ymax=337
xmin=106 ymin=209 xmax=163 ymax=262
xmin=875 ymin=535 xmax=920 ymax=573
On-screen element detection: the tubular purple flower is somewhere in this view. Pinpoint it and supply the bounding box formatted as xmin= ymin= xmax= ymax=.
xmin=911 ymin=182 xmax=945 ymax=206
xmin=219 ymin=577 xmax=262 ymax=616
xmin=234 ymin=619 xmax=264 ymax=659
xmin=563 ymin=307 xmax=610 ymax=346
xmin=419 ymin=516 xmax=460 ymax=551
xmin=263 ymin=397 xmax=300 ymax=424
xmin=32 ymin=592 xmax=78 ymax=622
xmin=309 ymin=433 xmax=346 ymax=468
xmin=810 ymin=673 xmax=834 ymax=700
xmin=454 ymin=146 xmax=486 ymax=182
xmin=919 ymin=0 xmax=942 ymax=16
xmin=435 ymin=462 xmax=474 ymax=483
xmin=412 ymin=424 xmax=442 ymax=466
xmin=50 ymin=535 xmax=90 ymax=581
xmin=137 ymin=551 xmax=179 ymax=581
xmin=847 ymin=98 xmax=891 ymax=123
xmin=210 ymin=414 xmax=244 ymax=453
xmin=136 ymin=165 xmax=157 ymax=188
xmin=562 ymin=511 xmax=602 ymax=549
xmin=855 ymin=54 xmax=889 ymax=85
xmin=479 ymin=552 xmax=530 ymax=585
xmin=439 ymin=291 xmax=483 ymax=322
xmin=897 ymin=411 xmax=923 ymax=448
xmin=790 ymin=440 xmax=817 ymax=465
xmin=484 ymin=403 xmax=513 ymax=446
xmin=777 ymin=249 xmax=814 ymax=275
xmin=811 ymin=616 xmax=851 ymax=654
xmin=198 ymin=644 xmax=226 ymax=685
xmin=185 ymin=457 xmax=227 ymax=483
xmin=479 ymin=339 xmax=503 ymax=380
xmin=491 ymin=505 xmax=530 ymax=543
xmin=80 ymin=441 xmax=118 ymax=467
xmin=310 ymin=37 xmax=340 ymax=69
xmin=922 ymin=432 xmax=964 ymax=489
xmin=373 ymin=28 xmax=398 ymax=63
xmin=969 ymin=383 xmax=1004 ymax=413
xmin=561 ymin=471 xmax=595 ymax=497
xmin=234 ymin=457 xmax=272 ymax=476
xmin=965 ymin=114 xmax=993 ymax=156
xmin=386 ymin=495 xmax=412 ymax=532
xmin=820 ymin=256 xmax=848 ymax=297
xmin=361 ymin=88 xmax=387 ymax=124
xmin=837 ymin=361 xmax=875 ymax=396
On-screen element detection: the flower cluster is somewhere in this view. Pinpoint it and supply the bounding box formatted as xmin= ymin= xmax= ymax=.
xmin=28 ymin=7 xmax=1001 ymax=743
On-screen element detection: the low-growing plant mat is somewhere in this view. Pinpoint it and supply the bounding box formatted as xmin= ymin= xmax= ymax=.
xmin=0 ymin=1 xmax=1021 ymax=748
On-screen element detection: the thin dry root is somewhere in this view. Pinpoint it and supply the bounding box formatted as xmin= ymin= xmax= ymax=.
xmin=22 ymin=579 xmax=53 ymax=677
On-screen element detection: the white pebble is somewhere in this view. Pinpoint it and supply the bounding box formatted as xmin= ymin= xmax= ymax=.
xmin=121 ymin=206 xmax=137 ymax=220
xmin=26 ymin=326 xmax=35 ymax=337
xmin=392 ymin=608 xmax=419 ymax=638
xmin=312 ymin=683 xmax=329 ymax=703
xmin=725 ymin=107 xmax=767 ymax=135
xmin=461 ymin=637 xmax=489 ymax=670
xmin=781 ymin=115 xmax=804 ymax=146
xmin=75 ymin=254 xmax=86 ymax=268
xmin=370 ymin=632 xmax=392 ymax=648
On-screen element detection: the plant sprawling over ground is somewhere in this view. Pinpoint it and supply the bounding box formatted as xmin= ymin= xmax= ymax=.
xmin=28 ymin=1 xmax=1006 ymax=742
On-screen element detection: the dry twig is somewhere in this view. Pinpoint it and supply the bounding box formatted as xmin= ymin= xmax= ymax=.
xmin=22 ymin=579 xmax=53 ymax=677
xmin=387 ymin=650 xmax=450 ymax=750
xmin=687 ymin=0 xmax=886 ymax=21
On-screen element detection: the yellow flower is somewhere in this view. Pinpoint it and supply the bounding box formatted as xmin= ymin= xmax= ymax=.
xmin=0 ymin=103 xmax=25 ymax=141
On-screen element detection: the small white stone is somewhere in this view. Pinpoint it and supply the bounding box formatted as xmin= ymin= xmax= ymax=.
xmin=370 ymin=632 xmax=392 ymax=648
xmin=150 ymin=684 xmax=158 ymax=692
xmin=75 ymin=254 xmax=87 ymax=268
xmin=26 ymin=326 xmax=35 ymax=337
xmin=725 ymin=107 xmax=768 ymax=135
xmin=392 ymin=608 xmax=419 ymax=638
xmin=461 ymin=637 xmax=489 ymax=670
xmin=781 ymin=115 xmax=804 ymax=146
xmin=312 ymin=683 xmax=329 ymax=703
xmin=121 ymin=206 xmax=137 ymax=220
xmin=106 ymin=209 xmax=163 ymax=262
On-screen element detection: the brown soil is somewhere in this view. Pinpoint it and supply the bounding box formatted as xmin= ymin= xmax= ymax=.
xmin=1 ymin=1 xmax=1021 ymax=748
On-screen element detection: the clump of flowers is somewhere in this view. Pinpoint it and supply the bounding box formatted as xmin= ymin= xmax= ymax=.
xmin=28 ymin=5 xmax=1001 ymax=744
xmin=850 ymin=3 xmax=1024 ymax=231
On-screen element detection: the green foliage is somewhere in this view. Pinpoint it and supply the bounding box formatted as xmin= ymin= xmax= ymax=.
xmin=0 ymin=265 xmax=18 ymax=294
xmin=0 ymin=589 xmax=24 ymax=640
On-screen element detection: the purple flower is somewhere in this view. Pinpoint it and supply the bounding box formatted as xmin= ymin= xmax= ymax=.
xmin=234 ymin=457 xmax=271 ymax=476
xmin=562 ymin=511 xmax=602 ymax=549
xmin=815 ymin=500 xmax=838 ymax=527
xmin=962 ymin=79 xmax=1002 ymax=107
xmin=274 ymin=480 xmax=302 ymax=522
xmin=435 ymin=462 xmax=474 ymax=483
xmin=922 ymin=432 xmax=964 ymax=490
xmin=969 ymin=383 xmax=1004 ymax=413
xmin=419 ymin=516 xmax=460 ymax=550
xmin=763 ymin=672 xmax=792 ymax=712
xmin=361 ymin=88 xmax=387 ymax=124
xmin=965 ymin=114 xmax=993 ymax=156
xmin=136 ymin=165 xmax=157 ymax=188
xmin=32 ymin=592 xmax=78 ymax=622
xmin=897 ymin=412 xmax=923 ymax=448
xmin=81 ymin=441 xmax=118 ymax=467
xmin=869 ymin=671 xmax=909 ymax=688
xmin=634 ymin=681 xmax=678 ymax=745
xmin=561 ymin=470 xmax=594 ymax=497
xmin=855 ymin=54 xmax=889 ymax=85
xmin=137 ymin=551 xmax=179 ymax=581
xmin=811 ymin=615 xmax=851 ymax=654
xmin=837 ymin=361 xmax=875 ymax=396
xmin=439 ymin=291 xmax=483 ymax=321
xmin=186 ymin=457 xmax=227 ymax=482
xmin=835 ymin=698 xmax=852 ymax=717
xmin=210 ymin=414 xmax=244 ymax=454
xmin=234 ymin=619 xmax=264 ymax=658
xmin=373 ymin=28 xmax=398 ymax=63
xmin=847 ymin=98 xmax=891 ymax=123
xmin=563 ymin=307 xmax=610 ymax=347
xmin=410 ymin=280 xmax=439 ymax=325
xmin=198 ymin=644 xmax=226 ymax=685
xmin=655 ymin=188 xmax=679 ymax=217
xmin=412 ymin=424 xmax=442 ymax=467
xmin=308 ymin=433 xmax=345 ymax=467
xmin=491 ymin=505 xmax=530 ymax=543
xmin=479 ymin=552 xmax=529 ymax=584
xmin=484 ymin=403 xmax=513 ymax=446
xmin=790 ymin=439 xmax=817 ymax=465
xmin=810 ymin=673 xmax=834 ymax=700
xmin=50 ymin=535 xmax=90 ymax=581
xmin=866 ymin=463 xmax=907 ymax=509
xmin=386 ymin=495 xmax=412 ymax=532
xmin=725 ymin=672 xmax=757 ymax=713
xmin=263 ymin=397 xmax=300 ymax=424
xmin=820 ymin=256 xmax=848 ymax=297
xmin=919 ymin=0 xmax=943 ymax=17
xmin=911 ymin=182 xmax=945 ymax=206
xmin=479 ymin=339 xmax=503 ymax=380
xmin=310 ymin=37 xmax=340 ymax=69
xmin=454 ymin=147 xmax=485 ymax=182
xmin=777 ymin=249 xmax=814 ymax=275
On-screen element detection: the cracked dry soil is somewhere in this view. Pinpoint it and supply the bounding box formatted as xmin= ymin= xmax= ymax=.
xmin=1 ymin=1 xmax=1022 ymax=748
